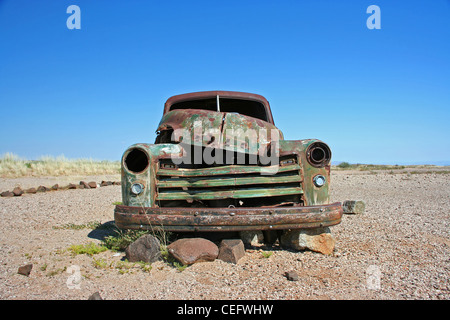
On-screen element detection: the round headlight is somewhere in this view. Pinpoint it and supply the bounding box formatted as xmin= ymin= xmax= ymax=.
xmin=124 ymin=148 xmax=149 ymax=173
xmin=306 ymin=142 xmax=331 ymax=168
xmin=313 ymin=175 xmax=326 ymax=187
xmin=131 ymin=183 xmax=144 ymax=195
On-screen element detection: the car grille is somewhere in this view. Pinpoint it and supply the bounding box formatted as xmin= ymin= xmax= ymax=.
xmin=156 ymin=156 xmax=303 ymax=207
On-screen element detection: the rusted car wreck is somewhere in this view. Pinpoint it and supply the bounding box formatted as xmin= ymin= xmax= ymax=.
xmin=114 ymin=91 xmax=342 ymax=240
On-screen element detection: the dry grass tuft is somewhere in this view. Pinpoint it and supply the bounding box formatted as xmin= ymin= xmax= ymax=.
xmin=0 ymin=152 xmax=120 ymax=178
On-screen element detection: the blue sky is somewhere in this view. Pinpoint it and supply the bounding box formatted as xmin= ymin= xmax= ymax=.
xmin=0 ymin=0 xmax=449 ymax=164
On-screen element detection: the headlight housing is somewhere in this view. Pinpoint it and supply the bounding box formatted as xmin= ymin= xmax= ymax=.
xmin=124 ymin=148 xmax=149 ymax=173
xmin=306 ymin=142 xmax=331 ymax=168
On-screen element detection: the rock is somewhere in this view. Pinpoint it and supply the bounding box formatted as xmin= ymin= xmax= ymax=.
xmin=125 ymin=234 xmax=161 ymax=263
xmin=167 ymin=238 xmax=218 ymax=265
xmin=12 ymin=187 xmax=24 ymax=196
xmin=88 ymin=292 xmax=103 ymax=300
xmin=1 ymin=191 xmax=14 ymax=197
xmin=281 ymin=227 xmax=336 ymax=255
xmin=218 ymin=239 xmax=245 ymax=264
xmin=25 ymin=187 xmax=37 ymax=194
xmin=88 ymin=181 xmax=98 ymax=189
xmin=51 ymin=184 xmax=59 ymax=191
xmin=239 ymin=230 xmax=264 ymax=248
xmin=80 ymin=181 xmax=90 ymax=189
xmin=285 ymin=270 xmax=299 ymax=281
xmin=68 ymin=183 xmax=77 ymax=189
xmin=113 ymin=181 xmax=121 ymax=186
xmin=343 ymin=200 xmax=366 ymax=214
xmin=37 ymin=186 xmax=48 ymax=192
xmin=100 ymin=181 xmax=113 ymax=187
xmin=18 ymin=264 xmax=33 ymax=276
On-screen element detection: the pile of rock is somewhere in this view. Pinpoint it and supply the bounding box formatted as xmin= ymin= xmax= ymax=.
xmin=123 ymin=227 xmax=341 ymax=269
xmin=0 ymin=180 xmax=121 ymax=197
xmin=124 ymin=234 xmax=246 ymax=266
xmin=166 ymin=238 xmax=246 ymax=265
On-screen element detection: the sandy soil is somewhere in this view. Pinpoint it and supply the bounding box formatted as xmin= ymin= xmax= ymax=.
xmin=0 ymin=169 xmax=448 ymax=300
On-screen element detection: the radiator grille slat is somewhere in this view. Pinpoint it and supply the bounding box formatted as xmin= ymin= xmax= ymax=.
xmin=157 ymin=186 xmax=302 ymax=201
xmin=157 ymin=163 xmax=301 ymax=177
xmin=156 ymin=161 xmax=303 ymax=202
xmin=157 ymin=174 xmax=301 ymax=188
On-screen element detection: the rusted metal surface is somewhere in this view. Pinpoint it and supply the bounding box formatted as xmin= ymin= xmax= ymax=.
xmin=114 ymin=202 xmax=343 ymax=232
xmin=156 ymin=109 xmax=281 ymax=155
xmin=116 ymin=91 xmax=342 ymax=231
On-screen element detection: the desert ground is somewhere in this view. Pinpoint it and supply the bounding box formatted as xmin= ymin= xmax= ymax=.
xmin=0 ymin=168 xmax=448 ymax=300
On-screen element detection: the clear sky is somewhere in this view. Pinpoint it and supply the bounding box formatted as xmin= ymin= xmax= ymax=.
xmin=0 ymin=0 xmax=449 ymax=164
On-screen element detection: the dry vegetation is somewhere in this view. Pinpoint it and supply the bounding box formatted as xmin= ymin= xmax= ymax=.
xmin=0 ymin=153 xmax=120 ymax=178
xmin=333 ymin=162 xmax=450 ymax=175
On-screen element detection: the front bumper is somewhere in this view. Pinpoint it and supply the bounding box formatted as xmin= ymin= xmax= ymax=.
xmin=114 ymin=202 xmax=343 ymax=232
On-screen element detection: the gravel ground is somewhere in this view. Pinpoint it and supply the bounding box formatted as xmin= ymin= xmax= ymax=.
xmin=0 ymin=169 xmax=448 ymax=300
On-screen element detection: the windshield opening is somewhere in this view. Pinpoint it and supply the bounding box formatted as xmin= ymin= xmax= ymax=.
xmin=170 ymin=98 xmax=268 ymax=122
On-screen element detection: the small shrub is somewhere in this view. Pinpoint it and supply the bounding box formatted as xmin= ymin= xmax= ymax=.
xmin=173 ymin=261 xmax=187 ymax=272
xmin=159 ymin=244 xmax=187 ymax=272
xmin=53 ymin=221 xmax=102 ymax=230
xmin=92 ymin=258 xmax=152 ymax=273
xmin=67 ymin=242 xmax=108 ymax=256
xmin=103 ymin=225 xmax=173 ymax=252
xmin=136 ymin=261 xmax=153 ymax=273
xmin=337 ymin=162 xmax=351 ymax=169
xmin=46 ymin=267 xmax=66 ymax=277
xmin=103 ymin=229 xmax=150 ymax=251
xmin=92 ymin=258 xmax=110 ymax=269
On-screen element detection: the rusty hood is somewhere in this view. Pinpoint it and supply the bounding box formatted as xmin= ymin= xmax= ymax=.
xmin=156 ymin=109 xmax=283 ymax=155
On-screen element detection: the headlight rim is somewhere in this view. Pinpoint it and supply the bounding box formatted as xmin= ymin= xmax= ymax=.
xmin=306 ymin=142 xmax=332 ymax=168
xmin=130 ymin=182 xmax=145 ymax=195
xmin=313 ymin=174 xmax=326 ymax=187
xmin=123 ymin=147 xmax=150 ymax=174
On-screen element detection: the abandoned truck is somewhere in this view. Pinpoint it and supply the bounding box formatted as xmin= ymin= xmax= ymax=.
xmin=114 ymin=91 xmax=343 ymax=236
